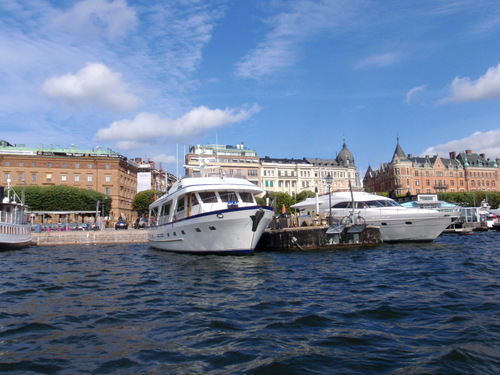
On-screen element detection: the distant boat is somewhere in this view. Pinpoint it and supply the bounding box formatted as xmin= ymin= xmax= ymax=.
xmin=148 ymin=157 xmax=274 ymax=255
xmin=1 ymin=180 xmax=32 ymax=250
xmin=292 ymin=191 xmax=458 ymax=242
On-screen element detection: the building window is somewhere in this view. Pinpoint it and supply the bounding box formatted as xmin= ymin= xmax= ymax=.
xmin=46 ymin=174 xmax=52 ymax=182
xmin=75 ymin=174 xmax=80 ymax=182
xmin=75 ymin=163 xmax=80 ymax=169
xmin=87 ymin=175 xmax=93 ymax=182
xmin=19 ymin=161 xmax=24 ymax=167
xmin=426 ymin=179 xmax=430 ymax=186
xmin=88 ymin=164 xmax=93 ymax=169
xmin=106 ymin=164 xmax=110 ymax=169
xmin=5 ymin=161 xmax=10 ymax=166
xmin=31 ymin=174 xmax=36 ymax=181
xmin=415 ymin=179 xmax=420 ymax=186
xmin=106 ymin=188 xmax=111 ymax=195
xmin=61 ymin=174 xmax=67 ymax=182
xmin=62 ymin=163 xmax=67 ymax=168
xmin=48 ymin=162 xmax=52 ymax=168
xmin=105 ymin=175 xmax=111 ymax=182
xmin=4 ymin=173 xmax=10 ymax=181
xmin=32 ymin=162 xmax=37 ymax=167
xmin=18 ymin=173 xmax=24 ymax=181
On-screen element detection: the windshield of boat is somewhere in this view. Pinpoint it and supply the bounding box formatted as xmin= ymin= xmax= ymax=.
xmin=332 ymin=200 xmax=402 ymax=208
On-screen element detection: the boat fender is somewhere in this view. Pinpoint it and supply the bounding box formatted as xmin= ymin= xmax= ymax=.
xmin=250 ymin=208 xmax=265 ymax=232
xmin=291 ymin=236 xmax=303 ymax=250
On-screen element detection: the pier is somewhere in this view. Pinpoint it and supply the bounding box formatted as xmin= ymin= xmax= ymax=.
xmin=256 ymin=225 xmax=381 ymax=251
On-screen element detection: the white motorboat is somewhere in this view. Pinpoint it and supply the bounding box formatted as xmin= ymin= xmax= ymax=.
xmin=291 ymin=191 xmax=458 ymax=242
xmin=148 ymin=160 xmax=274 ymax=254
xmin=1 ymin=180 xmax=32 ymax=250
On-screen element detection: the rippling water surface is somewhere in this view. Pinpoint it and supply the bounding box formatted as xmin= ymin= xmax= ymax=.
xmin=1 ymin=232 xmax=499 ymax=374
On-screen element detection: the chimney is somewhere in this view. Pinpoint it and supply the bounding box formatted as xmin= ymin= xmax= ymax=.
xmin=466 ymin=150 xmax=472 ymax=154
xmin=449 ymin=151 xmax=456 ymax=159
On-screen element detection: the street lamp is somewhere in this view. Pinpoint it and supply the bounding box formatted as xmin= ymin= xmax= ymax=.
xmin=326 ymin=173 xmax=333 ymax=224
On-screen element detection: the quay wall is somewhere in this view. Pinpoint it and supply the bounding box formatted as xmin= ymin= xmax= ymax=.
xmin=32 ymin=229 xmax=148 ymax=246
xmin=257 ymin=226 xmax=381 ymax=251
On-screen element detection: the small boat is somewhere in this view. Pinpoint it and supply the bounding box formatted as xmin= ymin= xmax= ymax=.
xmin=148 ymin=157 xmax=274 ymax=254
xmin=291 ymin=191 xmax=458 ymax=242
xmin=1 ymin=180 xmax=33 ymax=250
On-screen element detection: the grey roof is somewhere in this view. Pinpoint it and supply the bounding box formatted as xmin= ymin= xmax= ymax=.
xmin=336 ymin=142 xmax=355 ymax=167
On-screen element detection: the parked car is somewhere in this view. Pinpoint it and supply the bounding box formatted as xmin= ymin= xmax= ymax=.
xmin=133 ymin=218 xmax=149 ymax=229
xmin=115 ymin=220 xmax=128 ymax=230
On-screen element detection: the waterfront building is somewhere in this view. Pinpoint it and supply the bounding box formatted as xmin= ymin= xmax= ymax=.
xmin=185 ymin=143 xmax=261 ymax=186
xmin=185 ymin=141 xmax=361 ymax=197
xmin=0 ymin=141 xmax=151 ymax=222
xmin=364 ymin=141 xmax=500 ymax=195
xmin=261 ymin=142 xmax=362 ymax=196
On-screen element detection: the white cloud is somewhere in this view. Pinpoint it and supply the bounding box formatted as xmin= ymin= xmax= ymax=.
xmin=52 ymin=0 xmax=138 ymax=40
xmin=421 ymin=130 xmax=500 ymax=159
xmin=355 ymin=52 xmax=404 ymax=69
xmin=153 ymin=153 xmax=177 ymax=165
xmin=42 ymin=63 xmax=143 ymax=112
xmin=94 ymin=104 xmax=261 ymax=149
xmin=405 ymin=85 xmax=427 ymax=104
xmin=235 ymin=0 xmax=362 ymax=79
xmin=440 ymin=62 xmax=500 ymax=103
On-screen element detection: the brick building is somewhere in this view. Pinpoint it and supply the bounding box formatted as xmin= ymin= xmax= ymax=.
xmin=364 ymin=141 xmax=499 ymax=195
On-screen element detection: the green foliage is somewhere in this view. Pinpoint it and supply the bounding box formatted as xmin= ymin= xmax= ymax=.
xmin=132 ymin=189 xmax=163 ymax=214
xmin=11 ymin=185 xmax=112 ymax=214
xmin=296 ymin=190 xmax=316 ymax=203
xmin=438 ymin=191 xmax=500 ymax=208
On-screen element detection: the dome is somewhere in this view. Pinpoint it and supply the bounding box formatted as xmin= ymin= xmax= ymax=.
xmin=336 ymin=142 xmax=355 ymax=167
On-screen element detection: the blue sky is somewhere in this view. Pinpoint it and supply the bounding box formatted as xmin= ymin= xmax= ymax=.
xmin=1 ymin=0 xmax=500 ymax=177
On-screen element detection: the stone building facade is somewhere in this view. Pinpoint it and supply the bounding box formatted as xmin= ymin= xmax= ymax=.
xmin=363 ymin=141 xmax=499 ymax=195
xmin=185 ymin=142 xmax=361 ymax=197
xmin=0 ymin=141 xmax=143 ymax=221
xmin=185 ymin=143 xmax=261 ymax=186
xmin=260 ymin=142 xmax=361 ymax=196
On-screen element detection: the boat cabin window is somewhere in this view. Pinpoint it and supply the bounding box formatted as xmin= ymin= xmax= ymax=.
xmin=199 ymin=191 xmax=218 ymax=203
xmin=238 ymin=192 xmax=254 ymax=203
xmin=219 ymin=191 xmax=238 ymax=203
xmin=161 ymin=203 xmax=170 ymax=217
xmin=190 ymin=193 xmax=199 ymax=206
xmin=332 ymin=202 xmax=350 ymax=208
xmin=177 ymin=197 xmax=185 ymax=212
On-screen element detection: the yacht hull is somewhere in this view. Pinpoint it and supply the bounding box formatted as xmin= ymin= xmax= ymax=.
xmin=148 ymin=206 xmax=274 ymax=254
xmin=332 ymin=208 xmax=455 ymax=242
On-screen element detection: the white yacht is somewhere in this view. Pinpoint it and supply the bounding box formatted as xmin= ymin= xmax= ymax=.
xmin=291 ymin=191 xmax=458 ymax=242
xmin=148 ymin=160 xmax=274 ymax=254
xmin=0 ymin=180 xmax=32 ymax=250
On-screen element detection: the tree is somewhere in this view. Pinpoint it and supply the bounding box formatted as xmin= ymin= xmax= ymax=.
xmin=11 ymin=185 xmax=112 ymax=214
xmin=132 ymin=189 xmax=163 ymax=215
xmin=295 ymin=190 xmax=316 ymax=203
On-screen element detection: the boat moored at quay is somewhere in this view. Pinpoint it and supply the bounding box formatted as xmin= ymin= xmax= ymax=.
xmin=148 ymin=160 xmax=274 ymax=254
xmin=292 ymin=191 xmax=458 ymax=242
xmin=0 ymin=181 xmax=32 ymax=250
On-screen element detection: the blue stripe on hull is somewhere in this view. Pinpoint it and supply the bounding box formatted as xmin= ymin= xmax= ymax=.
xmin=149 ymin=246 xmax=253 ymax=256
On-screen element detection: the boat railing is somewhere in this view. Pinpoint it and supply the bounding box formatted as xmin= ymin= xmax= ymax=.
xmin=184 ymin=171 xmax=247 ymax=179
xmin=0 ymin=210 xmax=29 ymax=225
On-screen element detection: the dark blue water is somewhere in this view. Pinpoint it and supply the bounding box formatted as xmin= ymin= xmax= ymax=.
xmin=1 ymin=232 xmax=499 ymax=374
